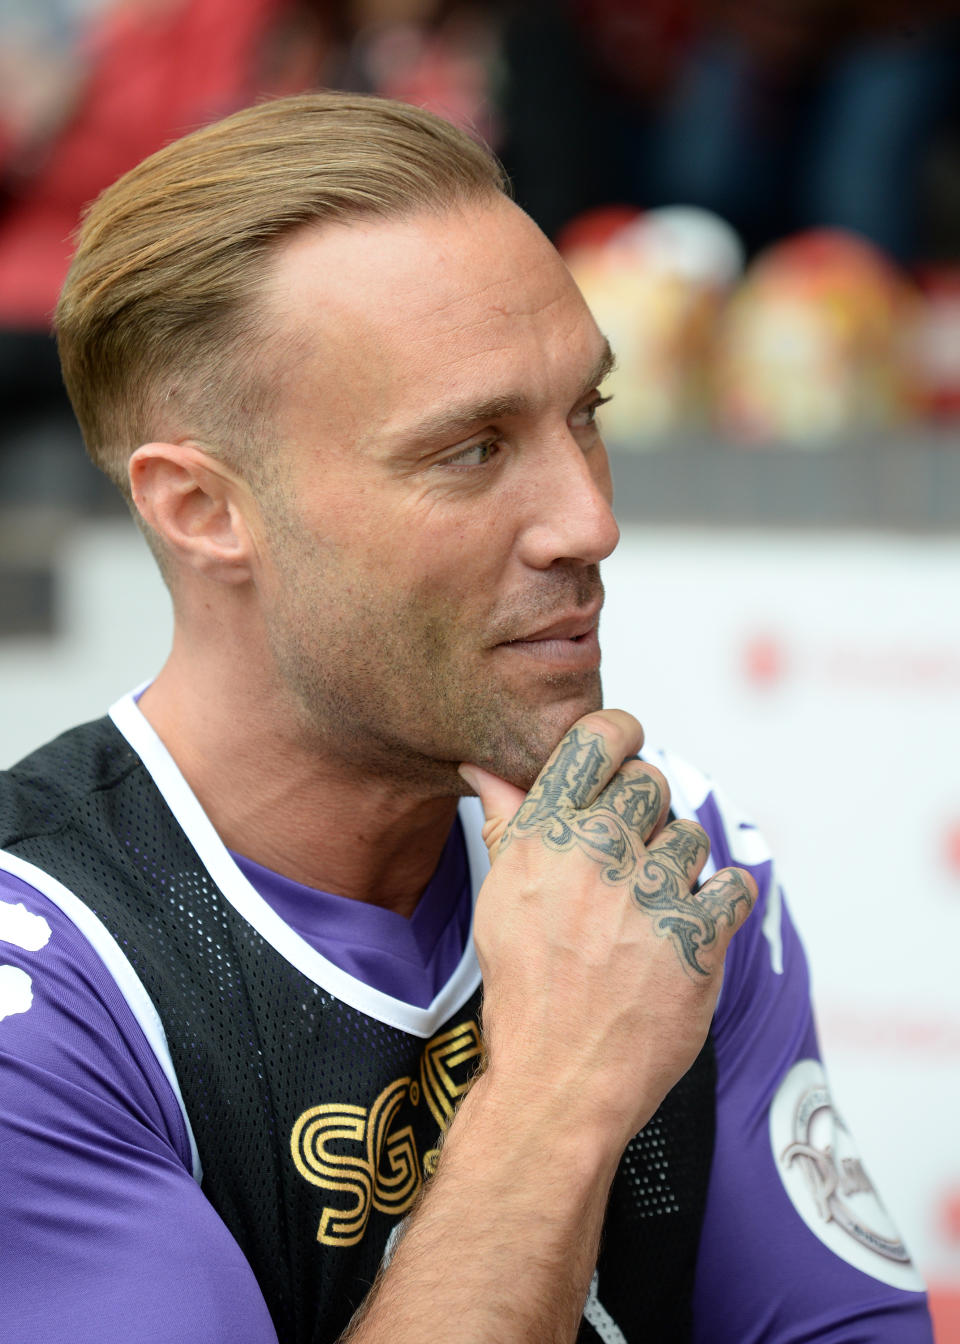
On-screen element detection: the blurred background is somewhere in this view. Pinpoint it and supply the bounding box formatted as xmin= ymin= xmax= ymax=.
xmin=1 ymin=0 xmax=959 ymax=1334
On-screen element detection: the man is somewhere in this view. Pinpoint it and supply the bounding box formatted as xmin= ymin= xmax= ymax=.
xmin=0 ymin=93 xmax=932 ymax=1341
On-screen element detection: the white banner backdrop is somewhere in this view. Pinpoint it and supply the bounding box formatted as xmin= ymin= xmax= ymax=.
xmin=602 ymin=526 xmax=960 ymax=1331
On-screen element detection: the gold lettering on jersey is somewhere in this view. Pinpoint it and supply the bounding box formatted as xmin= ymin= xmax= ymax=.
xmin=290 ymin=1103 xmax=373 ymax=1245
xmin=290 ymin=1018 xmax=483 ymax=1246
xmin=368 ymin=1077 xmax=420 ymax=1216
xmin=420 ymin=1021 xmax=484 ymax=1130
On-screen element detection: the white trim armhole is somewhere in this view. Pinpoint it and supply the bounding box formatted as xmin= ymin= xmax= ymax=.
xmin=0 ymin=848 xmax=203 ymax=1183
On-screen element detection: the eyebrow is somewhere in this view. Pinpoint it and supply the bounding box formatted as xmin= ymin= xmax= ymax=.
xmin=397 ymin=339 xmax=617 ymax=449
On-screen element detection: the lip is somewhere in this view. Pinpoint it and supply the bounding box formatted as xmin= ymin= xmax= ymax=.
xmin=499 ymin=600 xmax=603 ymax=646
xmin=492 ymin=601 xmax=603 ymax=669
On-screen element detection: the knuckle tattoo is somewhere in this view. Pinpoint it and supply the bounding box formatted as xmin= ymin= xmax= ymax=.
xmin=499 ymin=726 xmax=753 ymax=979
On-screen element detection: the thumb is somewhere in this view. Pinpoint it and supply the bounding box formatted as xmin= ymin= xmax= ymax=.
xmin=458 ymin=762 xmax=527 ymax=861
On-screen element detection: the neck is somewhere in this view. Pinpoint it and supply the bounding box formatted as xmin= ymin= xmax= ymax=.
xmin=137 ymin=637 xmax=461 ymax=920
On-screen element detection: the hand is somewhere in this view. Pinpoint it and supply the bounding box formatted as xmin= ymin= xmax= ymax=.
xmin=459 ymin=709 xmax=756 ymax=1149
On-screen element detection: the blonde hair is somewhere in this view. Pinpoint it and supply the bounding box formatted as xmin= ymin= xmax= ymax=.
xmin=55 ymin=92 xmax=508 ymax=497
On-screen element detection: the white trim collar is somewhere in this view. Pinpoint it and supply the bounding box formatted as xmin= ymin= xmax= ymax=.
xmin=109 ymin=691 xmax=486 ymax=1040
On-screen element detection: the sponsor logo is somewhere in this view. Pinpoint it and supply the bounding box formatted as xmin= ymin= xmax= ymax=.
xmin=769 ymin=1059 xmax=925 ymax=1291
xmin=290 ymin=1019 xmax=483 ymax=1246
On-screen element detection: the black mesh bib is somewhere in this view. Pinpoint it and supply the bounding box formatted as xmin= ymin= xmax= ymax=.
xmin=1 ymin=717 xmax=716 ymax=1343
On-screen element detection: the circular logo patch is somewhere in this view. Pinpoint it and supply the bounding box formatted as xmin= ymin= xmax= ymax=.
xmin=769 ymin=1059 xmax=925 ymax=1291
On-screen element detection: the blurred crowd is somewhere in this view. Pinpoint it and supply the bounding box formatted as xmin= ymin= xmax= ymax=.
xmin=1 ymin=0 xmax=959 ymax=518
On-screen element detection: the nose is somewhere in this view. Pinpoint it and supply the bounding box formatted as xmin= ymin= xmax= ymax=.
xmin=517 ymin=436 xmax=620 ymax=570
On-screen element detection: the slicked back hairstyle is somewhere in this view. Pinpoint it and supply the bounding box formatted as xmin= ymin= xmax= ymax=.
xmin=55 ymin=92 xmax=509 ymax=499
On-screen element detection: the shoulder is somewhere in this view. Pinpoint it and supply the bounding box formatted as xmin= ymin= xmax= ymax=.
xmin=643 ymin=756 xmax=934 ymax=1337
xmin=0 ymin=864 xmax=279 ymax=1343
xmin=0 ymin=715 xmax=140 ymax=847
xmin=0 ymin=859 xmax=193 ymax=1166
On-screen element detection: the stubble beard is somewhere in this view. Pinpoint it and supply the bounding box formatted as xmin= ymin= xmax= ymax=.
xmin=268 ymin=605 xmax=605 ymax=797
xmin=451 ymin=666 xmax=605 ymax=791
xmin=263 ymin=516 xmax=606 ymax=796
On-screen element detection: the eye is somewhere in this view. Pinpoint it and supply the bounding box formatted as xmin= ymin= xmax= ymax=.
xmin=442 ymin=437 xmax=502 ymax=468
xmin=571 ymin=394 xmax=613 ymax=431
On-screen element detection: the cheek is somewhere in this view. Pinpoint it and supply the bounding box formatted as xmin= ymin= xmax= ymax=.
xmin=412 ymin=507 xmax=519 ymax=590
xmin=379 ymin=560 xmax=494 ymax=672
xmin=302 ymin=490 xmax=518 ymax=632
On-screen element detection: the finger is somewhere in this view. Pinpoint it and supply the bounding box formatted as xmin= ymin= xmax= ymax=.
xmin=696 ymin=866 xmax=757 ymax=937
xmin=644 ymin=818 xmax=711 ymax=889
xmin=458 ymin=762 xmax=528 ymax=861
xmin=596 ymin=759 xmax=671 ymax=843
xmin=627 ymin=843 xmax=755 ymax=980
xmin=527 ymin=709 xmax=644 ymax=814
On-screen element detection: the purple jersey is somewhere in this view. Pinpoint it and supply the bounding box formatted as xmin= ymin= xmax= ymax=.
xmin=0 ymin=692 xmax=932 ymax=1342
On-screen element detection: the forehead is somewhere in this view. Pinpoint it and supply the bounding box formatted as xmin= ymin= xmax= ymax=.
xmin=260 ymin=199 xmax=605 ymax=449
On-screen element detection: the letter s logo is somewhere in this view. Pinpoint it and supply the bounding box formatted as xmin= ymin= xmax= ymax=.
xmin=291 ymin=1103 xmax=374 ymax=1246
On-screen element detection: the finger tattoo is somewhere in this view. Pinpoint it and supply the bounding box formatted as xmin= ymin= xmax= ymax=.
xmin=505 ymin=726 xmax=614 ymax=846
xmin=500 ymin=728 xmax=753 ymax=977
xmin=632 ymin=862 xmax=755 ymax=976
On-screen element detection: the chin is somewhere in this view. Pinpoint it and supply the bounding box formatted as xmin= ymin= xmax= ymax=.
xmin=482 ymin=687 xmax=604 ymax=792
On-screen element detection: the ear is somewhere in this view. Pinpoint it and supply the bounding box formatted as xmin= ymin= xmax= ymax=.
xmin=129 ymin=441 xmax=257 ymax=584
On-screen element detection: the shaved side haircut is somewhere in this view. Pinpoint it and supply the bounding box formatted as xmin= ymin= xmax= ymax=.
xmin=55 ymin=93 xmax=508 ymax=500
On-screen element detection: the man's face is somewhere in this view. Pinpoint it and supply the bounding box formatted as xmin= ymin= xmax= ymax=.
xmin=253 ymin=196 xmax=619 ymax=792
